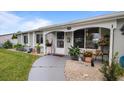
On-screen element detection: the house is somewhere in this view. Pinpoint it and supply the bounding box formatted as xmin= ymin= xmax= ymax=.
xmin=0 ymin=33 xmax=17 ymax=47
xmin=17 ymin=12 xmax=124 ymax=65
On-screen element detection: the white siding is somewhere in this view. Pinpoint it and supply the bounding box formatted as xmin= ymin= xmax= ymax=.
xmin=113 ymin=18 xmax=124 ymax=58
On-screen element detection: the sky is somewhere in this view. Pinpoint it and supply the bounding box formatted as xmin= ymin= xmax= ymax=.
xmin=0 ymin=11 xmax=113 ymax=35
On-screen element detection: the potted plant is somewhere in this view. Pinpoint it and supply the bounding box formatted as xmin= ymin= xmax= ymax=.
xmin=98 ymin=39 xmax=108 ymax=46
xmin=46 ymin=39 xmax=52 ymax=54
xmin=46 ymin=39 xmax=52 ymax=47
xmin=35 ymin=43 xmax=41 ymax=54
xmin=83 ymin=50 xmax=93 ymax=63
xmin=68 ymin=46 xmax=80 ymax=60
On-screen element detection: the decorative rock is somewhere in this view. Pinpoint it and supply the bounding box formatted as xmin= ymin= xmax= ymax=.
xmin=64 ymin=60 xmax=103 ymax=81
xmin=83 ymin=74 xmax=88 ymax=78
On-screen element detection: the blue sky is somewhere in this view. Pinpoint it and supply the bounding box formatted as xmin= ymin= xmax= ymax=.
xmin=0 ymin=11 xmax=113 ymax=35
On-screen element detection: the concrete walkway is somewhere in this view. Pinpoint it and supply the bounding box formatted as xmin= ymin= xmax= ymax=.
xmin=28 ymin=55 xmax=69 ymax=81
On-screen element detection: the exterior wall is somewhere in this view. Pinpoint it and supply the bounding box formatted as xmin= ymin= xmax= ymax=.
xmin=17 ymin=34 xmax=21 ymax=44
xmin=113 ymin=18 xmax=124 ymax=58
xmin=0 ymin=34 xmax=17 ymax=46
xmin=29 ymin=33 xmax=33 ymax=47
xmin=42 ymin=20 xmax=116 ymax=33
xmin=17 ymin=18 xmax=116 ymax=62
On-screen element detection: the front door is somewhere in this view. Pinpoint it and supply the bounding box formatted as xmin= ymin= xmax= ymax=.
xmin=55 ymin=32 xmax=65 ymax=55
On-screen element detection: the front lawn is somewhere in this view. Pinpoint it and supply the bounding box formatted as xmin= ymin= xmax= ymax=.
xmin=0 ymin=49 xmax=39 ymax=81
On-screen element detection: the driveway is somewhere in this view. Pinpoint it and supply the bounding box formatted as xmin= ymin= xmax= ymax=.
xmin=28 ymin=55 xmax=69 ymax=81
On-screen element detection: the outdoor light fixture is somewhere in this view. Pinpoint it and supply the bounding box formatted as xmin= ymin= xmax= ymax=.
xmin=120 ymin=24 xmax=124 ymax=35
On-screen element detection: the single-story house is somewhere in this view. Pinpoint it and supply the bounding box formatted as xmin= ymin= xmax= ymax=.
xmin=0 ymin=33 xmax=17 ymax=47
xmin=17 ymin=12 xmax=124 ymax=65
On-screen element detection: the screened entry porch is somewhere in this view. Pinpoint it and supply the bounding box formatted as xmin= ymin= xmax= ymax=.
xmin=45 ymin=27 xmax=110 ymax=62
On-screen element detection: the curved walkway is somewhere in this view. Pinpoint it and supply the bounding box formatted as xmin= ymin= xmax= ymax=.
xmin=28 ymin=55 xmax=69 ymax=81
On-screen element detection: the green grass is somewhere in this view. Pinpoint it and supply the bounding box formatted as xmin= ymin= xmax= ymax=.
xmin=0 ymin=49 xmax=39 ymax=81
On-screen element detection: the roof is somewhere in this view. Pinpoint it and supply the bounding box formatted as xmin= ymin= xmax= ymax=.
xmin=0 ymin=33 xmax=14 ymax=36
xmin=19 ymin=11 xmax=124 ymax=34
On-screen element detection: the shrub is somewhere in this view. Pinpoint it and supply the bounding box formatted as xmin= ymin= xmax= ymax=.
xmin=68 ymin=46 xmax=80 ymax=57
xmin=3 ymin=40 xmax=13 ymax=49
xmin=14 ymin=44 xmax=25 ymax=51
xmin=99 ymin=52 xmax=124 ymax=81
xmin=68 ymin=46 xmax=81 ymax=60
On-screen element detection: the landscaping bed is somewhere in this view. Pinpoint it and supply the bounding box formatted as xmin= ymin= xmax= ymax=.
xmin=0 ymin=49 xmax=39 ymax=80
xmin=64 ymin=60 xmax=104 ymax=81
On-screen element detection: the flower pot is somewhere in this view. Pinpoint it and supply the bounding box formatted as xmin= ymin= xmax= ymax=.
xmin=37 ymin=48 xmax=40 ymax=54
xmin=85 ymin=57 xmax=92 ymax=63
xmin=47 ymin=47 xmax=52 ymax=55
xmin=71 ymin=56 xmax=78 ymax=60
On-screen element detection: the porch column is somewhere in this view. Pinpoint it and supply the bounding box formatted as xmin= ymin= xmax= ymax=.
xmin=21 ymin=34 xmax=23 ymax=45
xmin=84 ymin=28 xmax=87 ymax=48
xmin=28 ymin=32 xmax=30 ymax=46
xmin=32 ymin=32 xmax=35 ymax=48
xmin=43 ymin=32 xmax=46 ymax=55
xmin=99 ymin=27 xmax=102 ymax=38
xmin=99 ymin=27 xmax=102 ymax=50
xmin=71 ymin=31 xmax=74 ymax=46
xmin=109 ymin=28 xmax=114 ymax=66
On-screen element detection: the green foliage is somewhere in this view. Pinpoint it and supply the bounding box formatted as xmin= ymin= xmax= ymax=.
xmin=46 ymin=39 xmax=52 ymax=46
xmin=14 ymin=43 xmax=23 ymax=48
xmin=0 ymin=49 xmax=38 ymax=80
xmin=12 ymin=34 xmax=17 ymax=39
xmin=99 ymin=52 xmax=124 ymax=81
xmin=3 ymin=40 xmax=13 ymax=49
xmin=68 ymin=46 xmax=80 ymax=57
xmin=35 ymin=43 xmax=41 ymax=54
xmin=35 ymin=43 xmax=41 ymax=49
xmin=14 ymin=43 xmax=24 ymax=51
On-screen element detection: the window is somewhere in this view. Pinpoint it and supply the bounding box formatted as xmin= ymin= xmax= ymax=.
xmin=86 ymin=28 xmax=100 ymax=49
xmin=24 ymin=35 xmax=28 ymax=44
xmin=74 ymin=29 xmax=84 ymax=48
xmin=57 ymin=32 xmax=64 ymax=48
xmin=36 ymin=34 xmax=43 ymax=44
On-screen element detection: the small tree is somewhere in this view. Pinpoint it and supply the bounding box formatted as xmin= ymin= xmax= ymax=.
xmin=3 ymin=40 xmax=13 ymax=49
xmin=12 ymin=34 xmax=17 ymax=39
xmin=99 ymin=52 xmax=124 ymax=81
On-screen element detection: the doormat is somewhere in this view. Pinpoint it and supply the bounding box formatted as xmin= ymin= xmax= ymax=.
xmin=52 ymin=54 xmax=65 ymax=57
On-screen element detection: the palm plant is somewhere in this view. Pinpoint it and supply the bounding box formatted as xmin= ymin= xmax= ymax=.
xmin=68 ymin=46 xmax=80 ymax=60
